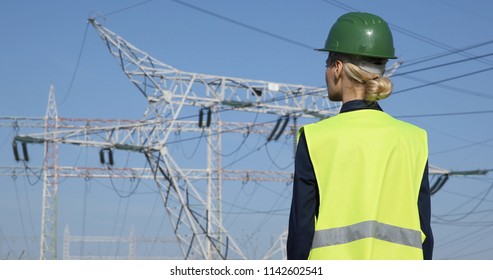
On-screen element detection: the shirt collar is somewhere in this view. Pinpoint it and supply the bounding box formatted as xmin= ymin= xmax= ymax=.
xmin=339 ymin=99 xmax=383 ymax=114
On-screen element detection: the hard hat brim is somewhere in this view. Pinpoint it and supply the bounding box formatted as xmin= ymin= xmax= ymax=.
xmin=315 ymin=48 xmax=397 ymax=59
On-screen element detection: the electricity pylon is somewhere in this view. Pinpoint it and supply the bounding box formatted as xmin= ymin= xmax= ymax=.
xmin=39 ymin=85 xmax=59 ymax=260
xmin=79 ymin=18 xmax=339 ymax=259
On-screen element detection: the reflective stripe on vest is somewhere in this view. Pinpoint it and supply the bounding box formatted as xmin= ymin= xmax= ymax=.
xmin=312 ymin=220 xmax=422 ymax=250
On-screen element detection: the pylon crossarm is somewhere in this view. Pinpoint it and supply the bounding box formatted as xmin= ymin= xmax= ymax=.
xmin=0 ymin=166 xmax=294 ymax=185
xmin=10 ymin=117 xmax=296 ymax=152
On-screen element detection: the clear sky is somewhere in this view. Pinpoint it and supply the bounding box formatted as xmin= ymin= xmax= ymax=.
xmin=1 ymin=0 xmax=493 ymax=260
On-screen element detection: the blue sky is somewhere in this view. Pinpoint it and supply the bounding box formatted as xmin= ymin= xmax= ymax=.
xmin=1 ymin=0 xmax=493 ymax=260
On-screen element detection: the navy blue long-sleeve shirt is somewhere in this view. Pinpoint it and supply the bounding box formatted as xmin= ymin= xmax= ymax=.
xmin=287 ymin=100 xmax=434 ymax=260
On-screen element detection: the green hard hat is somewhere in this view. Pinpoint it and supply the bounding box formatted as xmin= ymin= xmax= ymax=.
xmin=317 ymin=12 xmax=397 ymax=59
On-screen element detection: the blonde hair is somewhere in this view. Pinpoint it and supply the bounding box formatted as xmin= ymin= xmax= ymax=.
xmin=343 ymin=63 xmax=393 ymax=102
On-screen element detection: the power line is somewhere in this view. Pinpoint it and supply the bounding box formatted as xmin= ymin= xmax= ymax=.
xmin=435 ymin=209 xmax=493 ymax=219
xmin=435 ymin=218 xmax=493 ymax=249
xmin=393 ymin=66 xmax=493 ymax=95
xmin=12 ymin=179 xmax=32 ymax=258
xmin=214 ymin=111 xmax=259 ymax=158
xmin=223 ymin=142 xmax=269 ymax=169
xmin=400 ymin=39 xmax=493 ymax=69
xmin=101 ymin=0 xmax=157 ymax=18
xmin=396 ymin=74 xmax=493 ymax=100
xmin=389 ymin=23 xmax=493 ymax=67
xmin=390 ymin=52 xmax=493 ymax=100
xmin=171 ymin=0 xmax=316 ymax=50
xmin=60 ymin=23 xmax=90 ymax=106
xmin=396 ymin=109 xmax=493 ymax=119
xmin=433 ymin=182 xmax=493 ymax=222
xmin=21 ymin=179 xmax=37 ymax=247
xmin=393 ymin=52 xmax=493 ymax=77
xmin=320 ymin=0 xmax=355 ymax=12
xmin=179 ymin=131 xmax=205 ymax=159
xmin=265 ymin=140 xmax=293 ymax=170
xmin=431 ymin=136 xmax=493 ymax=155
xmin=108 ymin=166 xmax=142 ymax=198
xmin=438 ymin=0 xmax=493 ymax=23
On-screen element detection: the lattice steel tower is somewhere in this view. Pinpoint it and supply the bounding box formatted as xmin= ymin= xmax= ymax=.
xmin=40 ymin=85 xmax=59 ymax=260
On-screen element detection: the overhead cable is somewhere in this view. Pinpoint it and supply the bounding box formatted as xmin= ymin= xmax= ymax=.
xmin=100 ymin=0 xmax=156 ymax=18
xmin=171 ymin=0 xmax=316 ymax=50
xmin=393 ymin=66 xmax=493 ymax=95
xmin=60 ymin=23 xmax=90 ymax=106
xmin=396 ymin=74 xmax=493 ymax=100
xmin=433 ymin=182 xmax=493 ymax=222
xmin=400 ymin=39 xmax=493 ymax=69
xmin=394 ymin=52 xmax=493 ymax=77
xmin=396 ymin=109 xmax=493 ymax=119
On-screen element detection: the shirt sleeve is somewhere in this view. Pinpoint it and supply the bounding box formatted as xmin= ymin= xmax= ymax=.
xmin=287 ymin=130 xmax=319 ymax=260
xmin=418 ymin=160 xmax=434 ymax=260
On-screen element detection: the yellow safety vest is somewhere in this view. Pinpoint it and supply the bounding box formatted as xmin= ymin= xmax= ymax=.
xmin=301 ymin=109 xmax=428 ymax=260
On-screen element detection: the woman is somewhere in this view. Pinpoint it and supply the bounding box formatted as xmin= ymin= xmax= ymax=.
xmin=287 ymin=12 xmax=433 ymax=260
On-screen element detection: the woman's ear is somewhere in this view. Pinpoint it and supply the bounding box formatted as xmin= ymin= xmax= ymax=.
xmin=333 ymin=60 xmax=344 ymax=80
